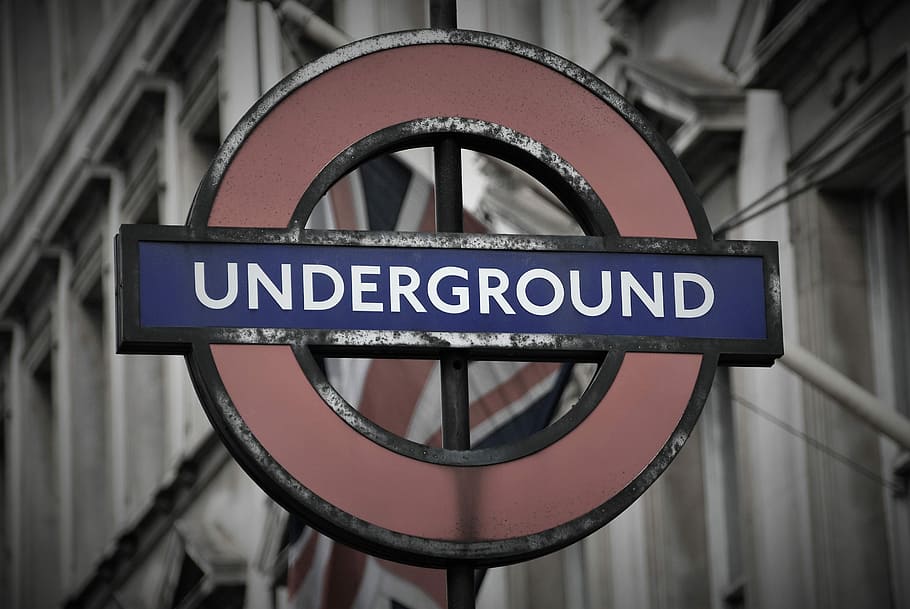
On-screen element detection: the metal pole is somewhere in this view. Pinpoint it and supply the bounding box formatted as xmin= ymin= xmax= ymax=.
xmin=435 ymin=137 xmax=464 ymax=233
xmin=441 ymin=351 xmax=471 ymax=449
xmin=430 ymin=0 xmax=457 ymax=30
xmin=779 ymin=341 xmax=910 ymax=450
xmin=446 ymin=563 xmax=475 ymax=609
xmin=436 ymin=141 xmax=477 ymax=609
xmin=430 ymin=3 xmax=475 ymax=608
xmin=274 ymin=0 xmax=352 ymax=50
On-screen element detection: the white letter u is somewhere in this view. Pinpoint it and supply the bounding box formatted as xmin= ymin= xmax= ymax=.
xmin=194 ymin=262 xmax=238 ymax=309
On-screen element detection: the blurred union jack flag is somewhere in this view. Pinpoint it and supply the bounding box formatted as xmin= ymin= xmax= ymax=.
xmin=284 ymin=154 xmax=574 ymax=609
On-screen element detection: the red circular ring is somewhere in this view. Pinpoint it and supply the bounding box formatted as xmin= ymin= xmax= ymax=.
xmin=201 ymin=36 xmax=704 ymax=552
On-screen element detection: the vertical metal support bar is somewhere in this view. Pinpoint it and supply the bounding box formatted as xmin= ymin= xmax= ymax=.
xmin=434 ymin=110 xmax=476 ymax=609
xmin=431 ymin=9 xmax=467 ymax=452
xmin=434 ymin=137 xmax=464 ymax=233
xmin=430 ymin=3 xmax=474 ymax=608
xmin=447 ymin=563 xmax=476 ymax=609
xmin=430 ymin=0 xmax=457 ymax=30
xmin=441 ymin=354 xmax=470 ymax=449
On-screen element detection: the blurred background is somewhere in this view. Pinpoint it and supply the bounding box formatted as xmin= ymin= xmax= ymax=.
xmin=1 ymin=0 xmax=909 ymax=607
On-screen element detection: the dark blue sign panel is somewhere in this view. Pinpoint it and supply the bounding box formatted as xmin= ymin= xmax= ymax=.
xmin=137 ymin=241 xmax=766 ymax=340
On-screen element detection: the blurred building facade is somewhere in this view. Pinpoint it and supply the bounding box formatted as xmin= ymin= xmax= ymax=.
xmin=1 ymin=0 xmax=909 ymax=608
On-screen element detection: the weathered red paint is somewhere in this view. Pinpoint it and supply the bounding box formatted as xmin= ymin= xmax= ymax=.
xmin=213 ymin=344 xmax=700 ymax=540
xmin=209 ymin=44 xmax=693 ymax=238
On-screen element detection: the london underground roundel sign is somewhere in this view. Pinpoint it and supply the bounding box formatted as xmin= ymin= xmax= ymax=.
xmin=116 ymin=30 xmax=782 ymax=567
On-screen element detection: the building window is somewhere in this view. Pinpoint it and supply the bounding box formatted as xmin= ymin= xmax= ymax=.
xmin=867 ymin=180 xmax=910 ymax=418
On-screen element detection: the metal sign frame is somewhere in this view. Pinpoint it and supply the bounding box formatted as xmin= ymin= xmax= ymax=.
xmin=118 ymin=225 xmax=780 ymax=364
xmin=116 ymin=29 xmax=782 ymax=569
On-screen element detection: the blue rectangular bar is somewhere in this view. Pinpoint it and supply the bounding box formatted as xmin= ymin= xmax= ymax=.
xmin=138 ymin=241 xmax=767 ymax=340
